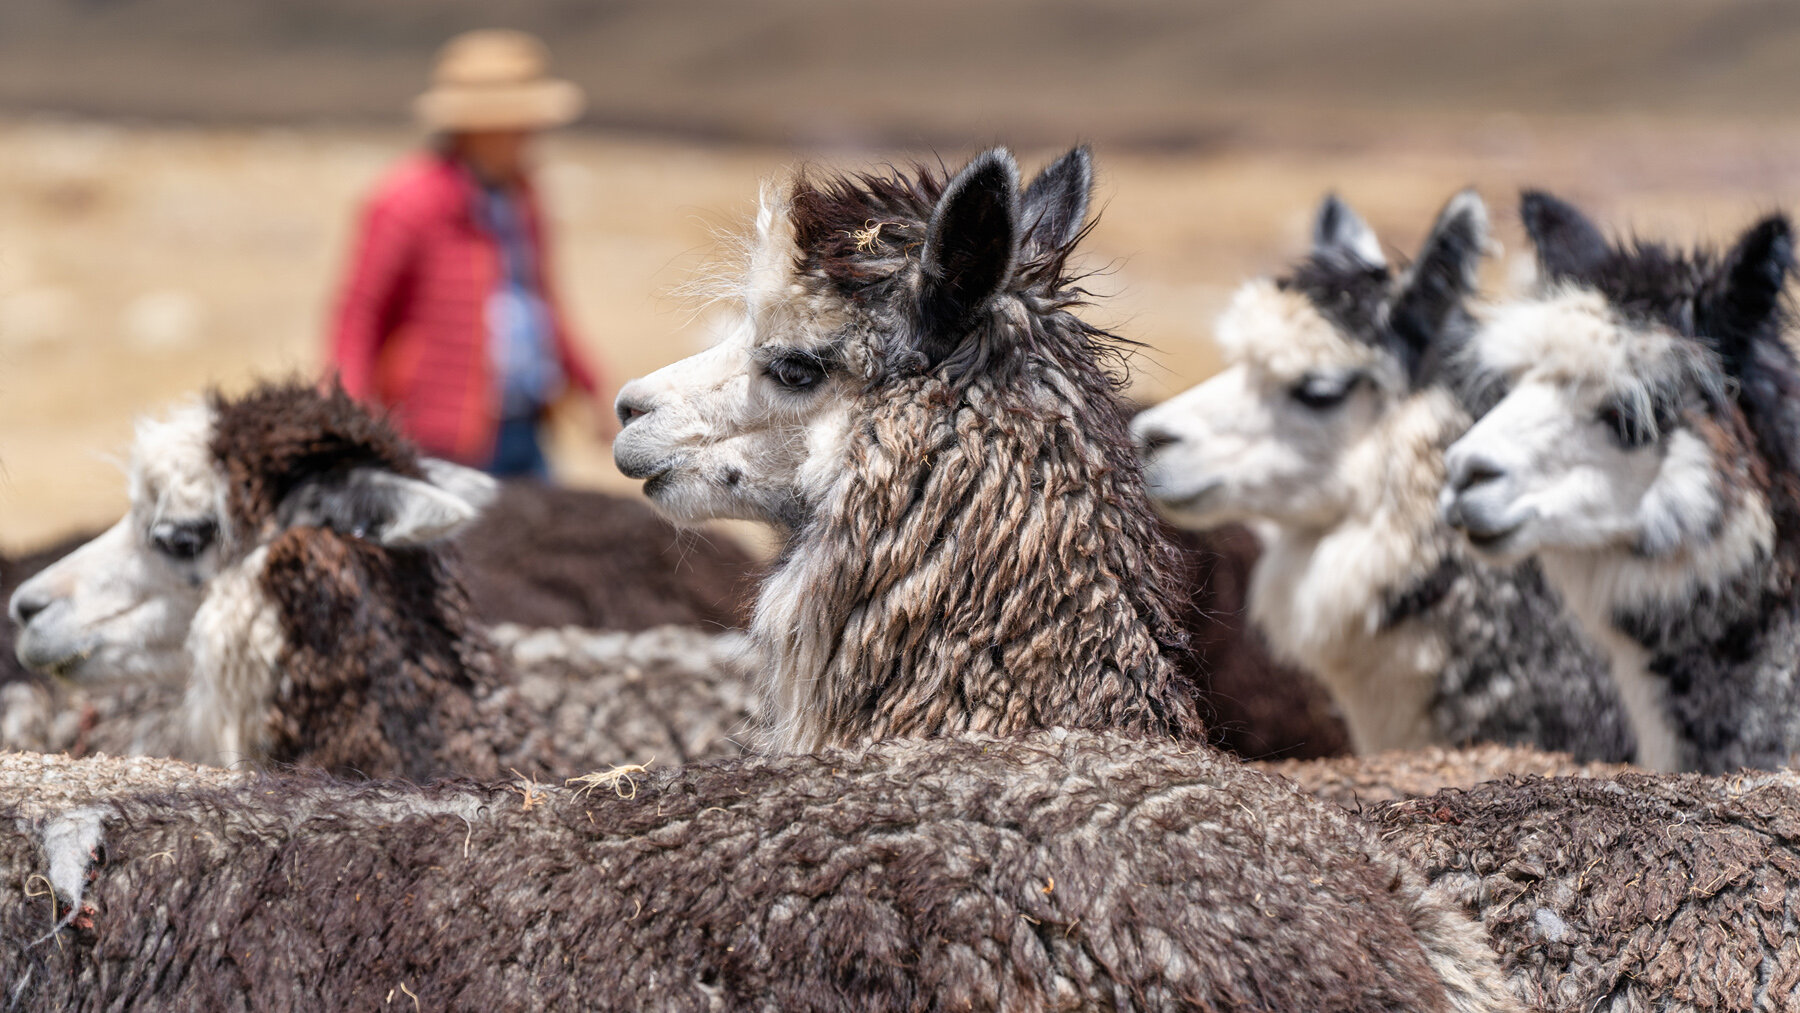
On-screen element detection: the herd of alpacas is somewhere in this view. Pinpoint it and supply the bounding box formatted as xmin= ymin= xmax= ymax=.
xmin=3 ymin=146 xmax=1800 ymax=1009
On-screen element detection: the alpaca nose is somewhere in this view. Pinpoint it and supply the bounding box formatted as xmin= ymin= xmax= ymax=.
xmin=1447 ymin=451 xmax=1506 ymax=497
xmin=615 ymin=385 xmax=656 ymax=428
xmin=9 ymin=586 xmax=52 ymax=629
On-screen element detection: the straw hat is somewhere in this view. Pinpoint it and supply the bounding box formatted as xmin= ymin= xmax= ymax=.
xmin=414 ymin=30 xmax=585 ymax=132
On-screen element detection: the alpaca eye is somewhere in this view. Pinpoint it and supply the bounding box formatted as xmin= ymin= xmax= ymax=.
xmin=1597 ymin=402 xmax=1657 ymax=449
xmin=765 ymin=355 xmax=827 ymax=392
xmin=150 ymin=520 xmax=217 ymax=561
xmin=1290 ymin=374 xmax=1354 ymax=411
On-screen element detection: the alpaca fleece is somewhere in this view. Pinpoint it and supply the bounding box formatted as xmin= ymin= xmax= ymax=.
xmin=2 ymin=731 xmax=1517 ymax=1012
xmin=460 ymin=481 xmax=760 ymax=632
xmin=1257 ymin=744 xmax=1630 ymax=809
xmin=0 ymin=625 xmax=757 ymax=772
xmin=1170 ymin=524 xmax=1349 ymax=760
xmin=1377 ymin=770 xmax=1800 ymax=1011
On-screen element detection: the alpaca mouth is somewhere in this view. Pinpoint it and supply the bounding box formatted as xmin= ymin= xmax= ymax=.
xmin=641 ymin=471 xmax=672 ymax=498
xmin=1154 ymin=478 xmax=1224 ymax=514
xmin=1461 ymin=518 xmax=1524 ymax=552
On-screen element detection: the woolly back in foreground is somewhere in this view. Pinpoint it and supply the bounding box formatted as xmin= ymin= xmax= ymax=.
xmin=4 ymin=732 xmax=1514 ymax=1012
xmin=753 ymin=149 xmax=1201 ymax=748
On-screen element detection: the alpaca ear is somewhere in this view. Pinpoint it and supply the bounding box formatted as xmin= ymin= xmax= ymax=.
xmin=1702 ymin=214 xmax=1793 ymax=365
xmin=421 ymin=458 xmax=500 ymax=514
xmin=1021 ymin=145 xmax=1092 ymax=254
xmin=917 ymin=148 xmax=1021 ymax=365
xmin=1520 ymin=190 xmax=1610 ymax=282
xmin=1389 ymin=188 xmax=1488 ymax=378
xmin=278 ymin=467 xmax=485 ymax=547
xmin=1312 ymin=194 xmax=1386 ymax=270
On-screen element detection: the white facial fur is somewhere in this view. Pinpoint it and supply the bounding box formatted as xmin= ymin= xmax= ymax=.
xmin=10 ymin=404 xmax=228 ymax=686
xmin=1442 ymin=289 xmax=1741 ymax=566
xmin=612 ymin=193 xmax=862 ymax=530
xmin=1135 ymin=280 xmax=1398 ymax=532
xmin=1442 ymin=288 xmax=1770 ymax=771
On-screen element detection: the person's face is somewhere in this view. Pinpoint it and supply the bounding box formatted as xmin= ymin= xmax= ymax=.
xmin=456 ymin=130 xmax=533 ymax=182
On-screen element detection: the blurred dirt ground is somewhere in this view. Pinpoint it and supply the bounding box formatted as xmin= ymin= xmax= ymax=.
xmin=6 ymin=111 xmax=1800 ymax=550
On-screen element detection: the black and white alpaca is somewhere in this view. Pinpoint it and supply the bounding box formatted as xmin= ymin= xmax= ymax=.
xmin=7 ymin=383 xmax=756 ymax=779
xmin=1133 ymin=192 xmax=1631 ymax=760
xmin=1444 ymin=192 xmax=1800 ymax=772
xmin=4 ymin=732 xmax=1518 ymax=1012
xmin=613 ymin=147 xmax=1202 ymax=751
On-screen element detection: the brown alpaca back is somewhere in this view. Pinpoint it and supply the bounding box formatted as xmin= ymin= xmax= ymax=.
xmin=459 ymin=482 xmax=760 ymax=631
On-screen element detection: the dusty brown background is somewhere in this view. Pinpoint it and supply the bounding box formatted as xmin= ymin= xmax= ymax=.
xmin=4 ymin=1 xmax=1800 ymax=548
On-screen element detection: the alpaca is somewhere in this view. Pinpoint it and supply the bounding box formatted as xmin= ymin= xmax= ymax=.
xmin=2 ymin=731 xmax=1518 ymax=1012
xmin=1442 ymin=192 xmax=1800 ymax=773
xmin=1133 ymin=191 xmax=1631 ymax=760
xmin=613 ymin=146 xmax=1202 ymax=752
xmin=7 ymin=383 xmax=757 ymax=778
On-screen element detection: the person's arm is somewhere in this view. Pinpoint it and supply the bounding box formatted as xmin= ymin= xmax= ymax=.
xmin=328 ymin=192 xmax=420 ymax=400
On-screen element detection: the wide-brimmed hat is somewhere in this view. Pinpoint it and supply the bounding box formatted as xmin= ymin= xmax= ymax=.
xmin=415 ymin=29 xmax=585 ymax=132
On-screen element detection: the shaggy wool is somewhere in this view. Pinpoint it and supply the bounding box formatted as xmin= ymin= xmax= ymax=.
xmin=1257 ymin=744 xmax=1631 ymax=809
xmin=0 ymin=625 xmax=757 ymax=772
xmin=1377 ymin=770 xmax=1800 ymax=1011
xmin=752 ymin=155 xmax=1203 ymax=750
xmin=1 ymin=731 xmax=1515 ymax=1012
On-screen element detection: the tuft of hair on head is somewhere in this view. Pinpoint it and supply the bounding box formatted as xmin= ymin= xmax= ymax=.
xmin=1520 ymin=189 xmax=1611 ymax=283
xmin=211 ymin=380 xmax=494 ymax=549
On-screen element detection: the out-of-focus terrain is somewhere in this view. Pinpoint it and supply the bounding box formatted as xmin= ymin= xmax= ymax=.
xmin=5 ymin=1 xmax=1800 ymax=548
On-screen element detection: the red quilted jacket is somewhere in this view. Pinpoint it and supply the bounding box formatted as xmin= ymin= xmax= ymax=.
xmin=328 ymin=152 xmax=599 ymax=464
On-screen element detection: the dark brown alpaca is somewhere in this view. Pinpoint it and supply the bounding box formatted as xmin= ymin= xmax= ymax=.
xmin=2 ymin=732 xmax=1518 ymax=1012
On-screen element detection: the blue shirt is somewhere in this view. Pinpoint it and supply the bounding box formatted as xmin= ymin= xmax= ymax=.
xmin=479 ymin=184 xmax=564 ymax=419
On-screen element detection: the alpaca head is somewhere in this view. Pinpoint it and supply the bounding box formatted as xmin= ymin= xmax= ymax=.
xmin=1134 ymin=190 xmax=1487 ymax=533
xmin=616 ymin=147 xmax=1195 ymax=750
xmin=9 ymin=384 xmax=495 ymax=688
xmin=1442 ymin=193 xmax=1795 ymax=598
xmin=613 ymin=146 xmax=1097 ymax=531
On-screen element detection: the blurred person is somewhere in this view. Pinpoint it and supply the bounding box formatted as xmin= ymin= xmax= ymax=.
xmin=328 ymin=29 xmax=609 ymax=479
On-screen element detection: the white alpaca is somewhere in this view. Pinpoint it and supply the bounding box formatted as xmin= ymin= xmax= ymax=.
xmin=1443 ymin=191 xmax=1799 ymax=772
xmin=1135 ymin=192 xmax=1629 ymax=761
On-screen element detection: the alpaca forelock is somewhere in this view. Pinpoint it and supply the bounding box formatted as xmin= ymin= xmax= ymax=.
xmin=615 ymin=147 xmax=1199 ymax=752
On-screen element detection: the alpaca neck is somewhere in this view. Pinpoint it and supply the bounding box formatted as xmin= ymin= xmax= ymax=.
xmin=183 ymin=546 xmax=284 ymax=767
xmin=1251 ymin=524 xmax=1448 ymax=754
xmin=1539 ymin=494 xmax=1778 ymax=772
xmin=1247 ymin=390 xmax=1462 ymax=754
xmin=751 ymin=378 xmax=1196 ymax=753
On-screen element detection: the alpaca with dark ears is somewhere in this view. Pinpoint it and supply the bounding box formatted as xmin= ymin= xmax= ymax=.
xmin=614 ymin=146 xmax=1203 ymax=751
xmin=1134 ymin=191 xmax=1630 ymax=760
xmin=1444 ymin=191 xmax=1800 ymax=772
xmin=8 ymin=383 xmax=757 ymax=778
